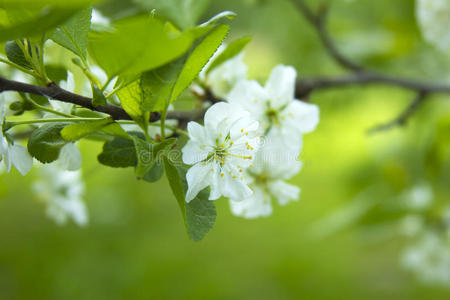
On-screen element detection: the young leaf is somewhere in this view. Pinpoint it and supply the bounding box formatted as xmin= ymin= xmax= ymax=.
xmin=199 ymin=11 xmax=236 ymax=27
xmin=163 ymin=159 xmax=216 ymax=241
xmin=60 ymin=118 xmax=113 ymax=141
xmin=27 ymin=123 xmax=67 ymax=163
xmin=88 ymin=15 xmax=194 ymax=77
xmin=116 ymin=80 xmax=149 ymax=129
xmin=206 ymin=36 xmax=251 ymax=73
xmin=4 ymin=40 xmax=32 ymax=69
xmin=91 ymin=84 xmax=107 ymax=107
xmin=45 ymin=65 xmax=68 ymax=83
xmin=169 ymin=24 xmax=229 ymax=104
xmin=50 ymin=8 xmax=92 ymax=61
xmin=98 ymin=135 xmax=137 ymax=168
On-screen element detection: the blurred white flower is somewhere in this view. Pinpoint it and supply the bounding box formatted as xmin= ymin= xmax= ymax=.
xmin=182 ymin=102 xmax=260 ymax=202
xmin=398 ymin=214 xmax=425 ymax=237
xmin=91 ymin=9 xmax=110 ymax=26
xmin=416 ymin=0 xmax=450 ymax=52
xmin=0 ymin=96 xmax=33 ymax=176
xmin=199 ymin=46 xmax=248 ymax=98
xmin=226 ymin=65 xmax=319 ymax=150
xmin=401 ymin=230 xmax=450 ymax=285
xmin=33 ymin=164 xmax=88 ymax=226
xmin=402 ymin=183 xmax=434 ymax=211
xmin=229 ymin=136 xmax=301 ymax=218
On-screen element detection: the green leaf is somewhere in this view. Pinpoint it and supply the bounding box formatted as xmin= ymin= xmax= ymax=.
xmin=45 ymin=64 xmax=68 ymax=83
xmin=60 ymin=117 xmax=113 ymax=141
xmin=97 ymin=134 xmax=137 ymax=168
xmin=27 ymin=123 xmax=67 ymax=163
xmin=116 ymin=80 xmax=149 ymax=129
xmin=142 ymin=163 xmax=164 ymax=182
xmin=163 ymin=157 xmax=186 ymax=215
xmin=88 ymin=15 xmax=194 ymax=77
xmin=50 ymin=8 xmax=92 ymax=61
xmin=206 ymin=36 xmax=251 ymax=73
xmin=140 ymin=57 xmax=184 ymax=111
xmin=139 ymin=24 xmax=229 ymax=111
xmin=186 ymin=189 xmax=216 ymax=242
xmin=132 ymin=136 xmax=175 ymax=178
xmin=91 ymin=84 xmax=107 ymax=107
xmin=163 ymin=160 xmax=216 ymax=241
xmin=199 ymin=11 xmax=236 ymax=27
xmin=169 ymin=24 xmax=229 ymax=104
xmin=0 ymin=6 xmax=84 ymax=42
xmin=4 ymin=40 xmax=31 ymax=69
xmin=133 ymin=0 xmax=211 ymax=29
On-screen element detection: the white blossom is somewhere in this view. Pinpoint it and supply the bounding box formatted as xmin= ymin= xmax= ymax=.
xmin=33 ymin=164 xmax=88 ymax=226
xmin=401 ymin=230 xmax=450 ymax=285
xmin=226 ymin=65 xmax=319 ymax=150
xmin=229 ymin=135 xmax=301 ymax=218
xmin=199 ymin=46 xmax=248 ymax=98
xmin=0 ymin=96 xmax=33 ymax=176
xmin=182 ymin=102 xmax=260 ymax=202
xmin=416 ymin=0 xmax=450 ymax=52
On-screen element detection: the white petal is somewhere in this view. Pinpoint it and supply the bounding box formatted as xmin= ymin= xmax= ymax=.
xmin=282 ymin=100 xmax=320 ymax=134
xmin=219 ymin=164 xmax=252 ymax=200
xmin=11 ymin=144 xmax=33 ymax=175
xmin=226 ymin=80 xmax=268 ymax=118
xmin=185 ymin=162 xmax=214 ymax=202
xmin=265 ymin=65 xmax=297 ymax=108
xmin=268 ymin=180 xmax=300 ymax=206
xmin=204 ymin=102 xmax=249 ymax=132
xmin=208 ymin=163 xmax=222 ymax=200
xmin=187 ymin=122 xmax=208 ymax=144
xmin=3 ymin=141 xmax=12 ymax=172
xmin=57 ymin=143 xmax=82 ymax=171
xmin=182 ymin=140 xmax=210 ymax=165
xmin=229 ymin=186 xmax=272 ymax=219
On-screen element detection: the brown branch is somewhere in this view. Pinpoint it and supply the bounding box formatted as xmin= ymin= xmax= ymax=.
xmin=367 ymin=92 xmax=428 ymax=133
xmin=293 ymin=0 xmax=450 ymax=130
xmin=293 ymin=0 xmax=363 ymax=72
xmin=0 ymin=76 xmax=205 ymax=125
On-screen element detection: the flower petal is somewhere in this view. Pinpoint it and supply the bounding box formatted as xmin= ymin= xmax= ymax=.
xmin=182 ymin=140 xmax=210 ymax=165
xmin=265 ymin=65 xmax=297 ymax=108
xmin=282 ymin=100 xmax=319 ymax=134
xmin=229 ymin=186 xmax=272 ymax=219
xmin=185 ymin=162 xmax=214 ymax=202
xmin=57 ymin=143 xmax=82 ymax=171
xmin=268 ymin=180 xmax=300 ymax=206
xmin=11 ymin=144 xmax=33 ymax=175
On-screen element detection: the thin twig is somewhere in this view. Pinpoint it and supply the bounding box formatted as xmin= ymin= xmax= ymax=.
xmin=367 ymin=92 xmax=428 ymax=133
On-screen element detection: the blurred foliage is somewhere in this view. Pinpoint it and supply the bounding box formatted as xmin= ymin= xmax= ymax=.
xmin=1 ymin=0 xmax=450 ymax=299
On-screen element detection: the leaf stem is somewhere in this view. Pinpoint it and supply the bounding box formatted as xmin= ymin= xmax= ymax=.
xmin=8 ymin=117 xmax=103 ymax=126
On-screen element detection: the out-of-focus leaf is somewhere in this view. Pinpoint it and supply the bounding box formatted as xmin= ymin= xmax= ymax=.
xmin=133 ymin=0 xmax=211 ymax=29
xmin=51 ymin=8 xmax=92 ymax=61
xmin=206 ymin=36 xmax=250 ymax=73
xmin=88 ymin=15 xmax=193 ymax=77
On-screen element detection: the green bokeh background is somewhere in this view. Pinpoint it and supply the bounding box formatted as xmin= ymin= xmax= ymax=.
xmin=1 ymin=0 xmax=450 ymax=299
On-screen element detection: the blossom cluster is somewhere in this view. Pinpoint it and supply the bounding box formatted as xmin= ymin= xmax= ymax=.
xmin=182 ymin=49 xmax=319 ymax=218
